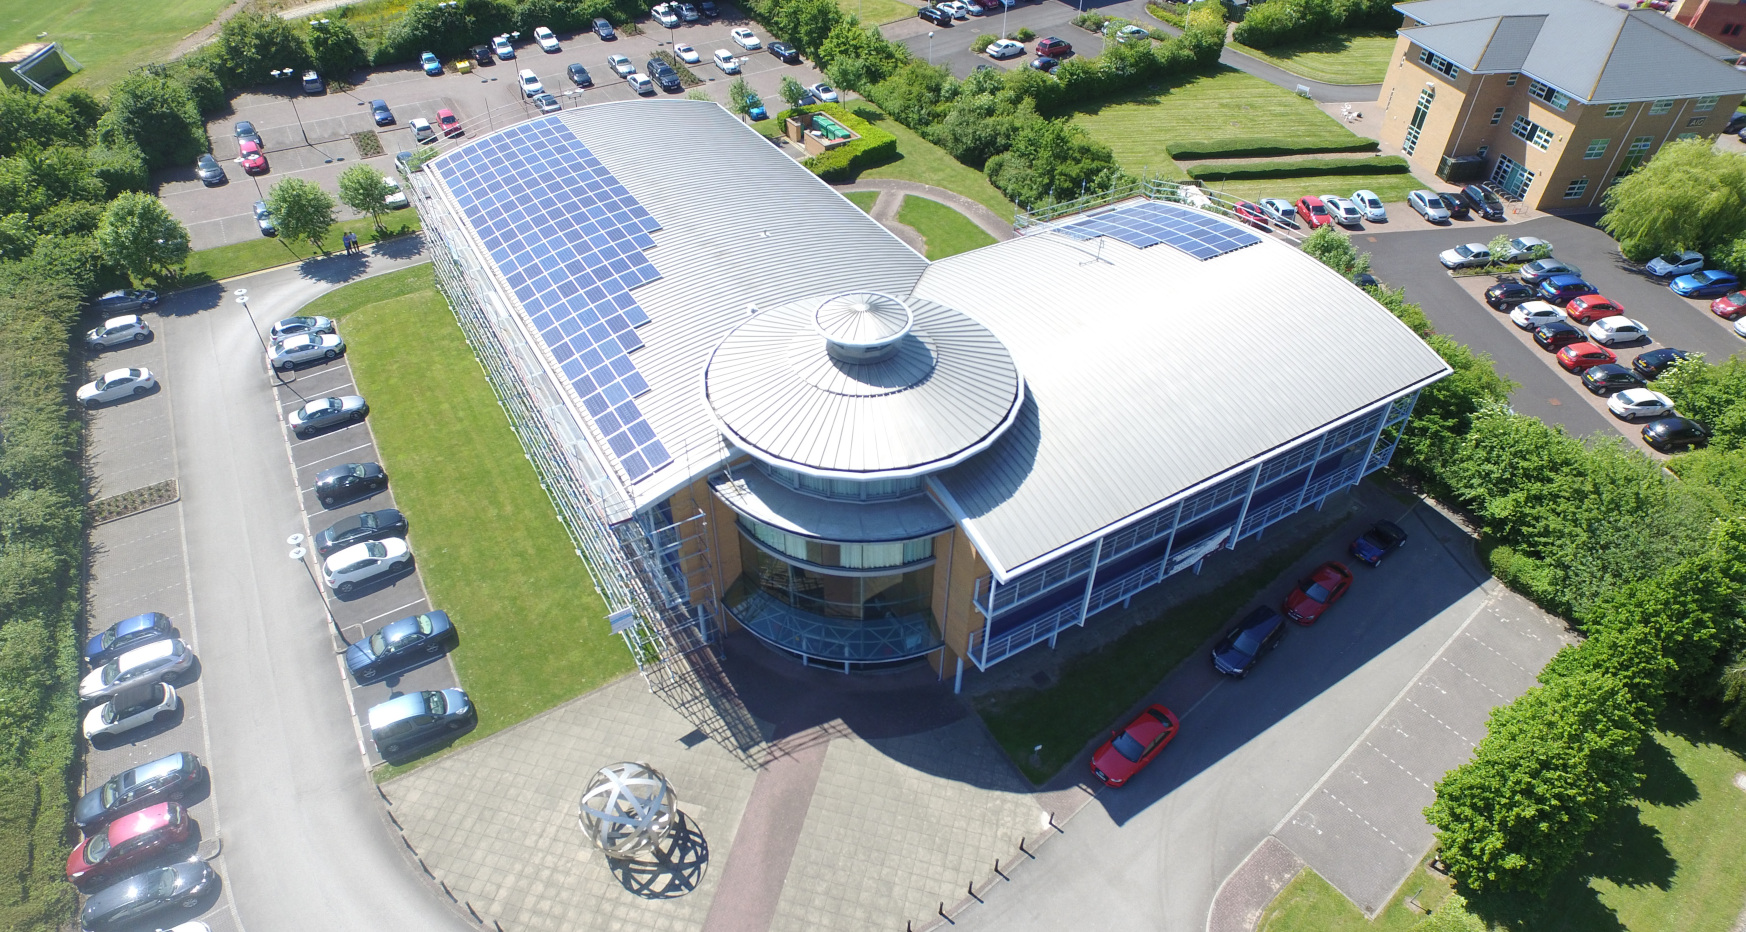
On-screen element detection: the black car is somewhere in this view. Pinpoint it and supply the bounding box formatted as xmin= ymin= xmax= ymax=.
xmin=567 ymin=62 xmax=593 ymax=86
xmin=1211 ymin=606 xmax=1286 ymax=678
xmin=918 ymin=6 xmax=952 ymax=24
xmin=1460 ymin=183 xmax=1505 ymax=220
xmin=769 ymin=41 xmax=801 ymax=63
xmin=74 ymin=752 xmax=204 ymax=832
xmin=1642 ymin=417 xmax=1710 ymax=452
xmin=1031 ymin=55 xmax=1060 ymax=72
xmin=314 ymin=462 xmax=387 ymax=508
xmin=1533 ymin=321 xmax=1586 ymax=351
xmin=234 ymin=120 xmax=262 ymax=147
xmin=1348 ymin=520 xmax=1407 ymax=566
xmin=80 ymin=862 xmax=216 ymax=932
xmin=646 ymin=58 xmax=682 ymax=92
xmin=316 ymin=508 xmax=408 ymax=558
xmin=700 ymin=0 xmax=718 ymax=16
xmin=471 ymin=44 xmax=494 ymax=66
xmin=1632 ymin=347 xmax=1692 ymax=381
xmin=1352 ymin=272 xmax=1380 ymax=288
xmin=593 ymin=17 xmax=616 ymax=39
xmin=345 ymin=610 xmax=458 ymax=684
xmin=1582 ymin=364 xmax=1642 ymax=395
xmin=1437 ymin=192 xmax=1470 ymax=219
xmin=1484 ymin=280 xmax=1536 ymax=310
xmin=84 ymin=612 xmax=173 ymax=667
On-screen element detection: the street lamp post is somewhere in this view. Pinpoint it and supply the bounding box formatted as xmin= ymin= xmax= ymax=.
xmin=235 ymin=289 xmax=269 ymax=358
xmin=1002 ymin=1 xmax=1009 ymax=39
xmin=290 ymin=534 xmax=348 ymax=645
xmin=928 ymin=31 xmax=935 ymax=65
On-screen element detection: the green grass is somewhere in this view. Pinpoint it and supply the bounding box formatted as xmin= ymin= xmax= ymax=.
xmin=1257 ymin=709 xmax=1746 ymax=932
xmin=1202 ymin=172 xmax=1426 ymax=205
xmin=844 ymin=190 xmax=881 ymax=212
xmin=836 ymin=0 xmax=916 ymax=25
xmin=296 ymin=266 xmax=630 ymax=765
xmin=1230 ymin=31 xmax=1400 ymax=86
xmin=1071 ymin=67 xmax=1373 ymax=178
xmin=848 ymin=101 xmax=1016 ymax=221
xmin=896 ymin=195 xmax=995 ymax=259
xmin=170 ymin=213 xmax=422 ymax=288
xmin=976 ymin=526 xmax=1334 ymax=783
xmin=1261 ymin=854 xmax=1456 ymax=932
xmin=0 ymin=0 xmax=235 ymax=92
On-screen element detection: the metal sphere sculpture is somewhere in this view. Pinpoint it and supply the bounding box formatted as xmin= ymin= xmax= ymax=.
xmin=578 ymin=761 xmax=676 ymax=859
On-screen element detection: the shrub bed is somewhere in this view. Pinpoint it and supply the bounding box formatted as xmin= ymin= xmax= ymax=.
xmin=652 ymin=50 xmax=703 ymax=87
xmin=90 ymin=480 xmax=179 ymax=524
xmin=782 ymin=104 xmax=899 ymax=181
xmin=1187 ymin=154 xmax=1408 ymax=180
xmin=1165 ymin=137 xmax=1379 ymax=159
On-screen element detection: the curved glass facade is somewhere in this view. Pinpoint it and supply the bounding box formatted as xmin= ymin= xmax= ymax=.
xmin=763 ymin=464 xmax=923 ymax=502
xmin=740 ymin=516 xmax=933 ymax=570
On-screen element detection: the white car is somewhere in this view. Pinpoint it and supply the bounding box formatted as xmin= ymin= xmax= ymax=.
xmin=85 ymin=315 xmax=151 ymax=348
xmin=938 ymin=0 xmax=969 ymax=17
xmin=1111 ymin=23 xmax=1150 ymax=42
xmin=78 ymin=367 xmax=156 ymax=407
xmin=383 ymin=175 xmax=407 ymax=209
xmin=1608 ymin=388 xmax=1674 ymax=420
xmin=269 ymin=333 xmax=345 ymax=370
xmin=1588 ymin=316 xmax=1650 ymax=345
xmin=652 ymin=3 xmax=680 ymax=26
xmin=965 ymin=0 xmax=987 ymax=13
xmin=270 ymin=315 xmax=334 ymax=340
xmin=533 ymin=92 xmax=561 ymax=113
xmin=411 ymin=117 xmax=437 ymax=143
xmin=608 ymin=54 xmax=636 ymax=76
xmin=627 ymin=73 xmax=654 ymax=94
xmin=731 ymin=27 xmax=761 ymax=50
xmin=1350 ymin=190 xmax=1387 ymax=222
xmin=1258 ymin=198 xmax=1298 ymax=227
xmin=1406 ymin=189 xmax=1450 ymax=223
xmin=518 ymin=68 xmax=543 ymax=97
xmin=1500 ymin=236 xmax=1552 ymax=262
xmin=323 ymin=538 xmax=412 ymax=593
xmin=674 ymin=42 xmax=701 ymax=64
xmin=809 ymin=82 xmax=839 ymax=102
xmin=987 ymin=39 xmax=1024 ymax=59
xmin=1321 ymin=195 xmax=1363 ymax=226
xmin=1439 ymin=243 xmax=1492 ymax=269
xmin=287 ymin=394 xmax=368 ymax=436
xmin=713 ymin=49 xmax=740 ymax=73
xmin=83 ymin=683 xmax=178 ymax=742
xmin=79 ymin=639 xmax=194 ymax=702
xmin=1646 ymin=250 xmax=1704 ymax=278
xmin=1510 ymin=300 xmax=1567 ymax=330
xmin=534 ymin=26 xmax=560 ymax=52
xmin=492 ymin=35 xmax=514 ymax=59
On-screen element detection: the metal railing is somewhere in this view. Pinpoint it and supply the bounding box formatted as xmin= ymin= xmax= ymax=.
xmin=1013 ymin=175 xmax=1308 ymax=244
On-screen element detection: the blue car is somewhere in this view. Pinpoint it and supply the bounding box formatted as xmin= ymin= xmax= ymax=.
xmin=344 ymin=610 xmax=458 ymax=685
xmin=746 ymin=94 xmax=767 ymax=120
xmin=1349 ymin=520 xmax=1407 ymax=567
xmin=84 ymin=612 xmax=173 ymax=667
xmin=421 ymin=52 xmax=442 ymax=76
xmin=1670 ymin=269 xmax=1741 ymax=297
xmin=1211 ymin=606 xmax=1286 ymax=678
xmin=1538 ymin=273 xmax=1597 ymax=305
xmin=367 ymin=688 xmax=475 ymax=757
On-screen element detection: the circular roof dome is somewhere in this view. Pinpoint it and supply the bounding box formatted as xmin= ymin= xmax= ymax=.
xmin=705 ymin=293 xmax=1023 ymax=478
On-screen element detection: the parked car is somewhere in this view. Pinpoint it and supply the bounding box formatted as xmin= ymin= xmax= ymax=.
xmin=78 ymin=368 xmax=156 ymax=407
xmin=731 ymin=27 xmax=761 ymax=49
xmin=986 ymin=38 xmax=1024 ymax=59
xmin=1608 ymin=388 xmax=1675 ymax=420
xmin=1645 ymin=250 xmax=1703 ymax=278
xmin=1232 ymin=201 xmax=1270 ymax=230
xmin=269 ymin=315 xmax=335 ymax=340
xmin=370 ymin=99 xmax=395 ymax=125
xmin=1580 ymin=364 xmax=1642 ymax=395
xmin=1538 ymin=274 xmax=1599 ymax=305
xmin=1089 ymin=704 xmax=1178 ymax=787
xmin=627 ymin=73 xmax=654 ymax=94
xmin=83 ymin=683 xmax=178 ymax=742
xmin=422 ymin=51 xmax=443 ymax=75
xmin=287 ymin=395 xmax=368 ymax=437
xmin=85 ymin=613 xmax=173 ymax=668
xmin=1484 ymin=281 xmax=1536 ymax=310
xmin=410 ymin=117 xmax=437 ymax=144
xmin=302 ymin=70 xmax=325 ymax=94
xmin=1499 ymin=236 xmax=1551 ymax=262
xmin=593 ymin=17 xmax=617 ymax=39
xmin=808 ymin=82 xmax=839 ymax=102
xmin=367 ymin=688 xmax=476 ymax=756
xmin=1321 ymin=195 xmax=1363 ymax=226
xmin=651 ymin=3 xmax=680 ymax=26
xmin=646 ymin=58 xmax=681 ymax=91
xmin=679 ymin=3 xmax=701 ymax=22
xmin=316 ymin=509 xmax=408 ymax=560
xmin=253 ymin=201 xmax=276 ymax=236
xmin=675 ymin=42 xmax=701 ymax=63
xmin=79 ymin=862 xmax=216 ymax=932
xmin=493 ymin=35 xmax=515 ymax=59
xmin=1295 ymin=195 xmax=1331 ymax=229
xmin=534 ymin=25 xmax=559 ymax=52
xmin=1564 ymin=293 xmax=1625 ymax=324
xmin=79 ymin=639 xmax=193 ymax=702
xmin=1642 ymin=416 xmax=1710 ymax=452
xmin=268 ymin=333 xmax=344 ymax=370
xmin=532 ymin=92 xmax=562 ymax=113
xmin=346 ymin=611 xmax=458 ymax=685
xmin=1349 ymin=189 xmax=1386 ymax=222
xmin=314 ymin=462 xmax=387 ymax=507
xmin=744 ymin=93 xmax=767 ymax=120
xmin=1030 ymin=55 xmax=1060 ymax=73
xmin=1556 ymin=342 xmax=1617 ymax=373
xmin=1437 ymin=242 xmax=1491 ymax=269
xmin=1518 ymin=258 xmax=1581 ymax=286
xmin=1111 ymin=23 xmax=1150 ymax=42
xmin=233 ymin=120 xmax=262 ymax=147
xmin=1587 ymin=316 xmax=1649 ymax=345
xmin=1211 ymin=606 xmax=1286 ymax=678
xmin=1709 ymin=290 xmax=1746 ymax=319
xmin=1671 ymin=269 xmax=1741 ymax=297
xmin=1509 ymin=300 xmax=1567 ymax=330
xmin=92 ymin=289 xmax=159 ymax=315
xmin=918 ymin=6 xmax=952 ymax=24
xmin=74 ymin=752 xmax=204 ymax=833
xmin=323 ymin=538 xmax=411 ymax=592
xmin=769 ymin=41 xmax=801 ymax=63
xmin=1406 ymin=189 xmax=1449 ymax=223
xmin=699 ymin=0 xmax=718 ymax=16
xmin=1532 ymin=321 xmax=1587 ymax=351
xmin=67 ymin=802 xmax=191 ymax=889
xmin=567 ymin=63 xmax=594 ymax=87
xmin=712 ymin=49 xmax=740 ymax=73
xmin=1436 ymin=192 xmax=1470 ymax=219
xmin=1349 ymin=520 xmax=1407 ymax=566
xmin=517 ymin=68 xmax=543 ymax=96
xmin=1459 ymin=183 xmax=1505 ymax=220
xmin=939 ymin=1 xmax=969 ymax=18
xmin=1283 ymin=561 xmax=1352 ymax=624
xmin=85 ymin=315 xmax=152 ymax=349
xmin=1035 ymin=36 xmax=1072 ymax=56
xmin=236 ymin=140 xmax=268 ymax=174
xmin=471 ymin=44 xmax=494 ymax=66
xmin=608 ymin=53 xmax=635 ymax=75
xmin=195 ymin=154 xmax=226 ymax=185
xmin=1257 ymin=198 xmax=1297 ymax=227
xmin=1631 ymin=347 xmax=1691 ymax=381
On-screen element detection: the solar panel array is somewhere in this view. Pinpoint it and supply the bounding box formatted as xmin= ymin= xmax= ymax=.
xmin=438 ymin=117 xmax=671 ymax=481
xmin=1059 ymin=200 xmax=1260 ymax=260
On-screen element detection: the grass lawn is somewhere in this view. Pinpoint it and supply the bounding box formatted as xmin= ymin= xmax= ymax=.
xmin=897 ymin=195 xmax=996 ymax=259
xmin=845 ymin=190 xmax=881 ymax=213
xmin=848 ymin=101 xmax=1016 ymax=221
xmin=1257 ymin=709 xmax=1746 ymax=932
xmin=1071 ymin=67 xmax=1373 ymax=177
xmin=296 ymin=266 xmax=631 ymax=760
xmin=1204 ymin=172 xmax=1425 ymax=205
xmin=0 ymin=0 xmax=234 ymax=92
xmin=1230 ymin=31 xmax=1400 ymax=86
xmin=167 ymin=212 xmax=423 ymax=288
xmin=1260 ymin=854 xmax=1455 ymax=932
xmin=837 ymin=0 xmax=917 ymax=25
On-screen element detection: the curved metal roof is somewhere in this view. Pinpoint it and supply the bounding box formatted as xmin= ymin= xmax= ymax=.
xmin=704 ymin=293 xmax=1023 ymax=478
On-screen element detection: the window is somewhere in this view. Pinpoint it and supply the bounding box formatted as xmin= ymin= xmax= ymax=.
xmin=1404 ymin=86 xmax=1434 ymax=155
xmin=1724 ymin=23 xmax=1743 ymax=37
xmin=1696 ymin=95 xmax=1719 ymax=112
xmin=1584 ymin=138 xmax=1608 ymax=159
xmin=1491 ymin=154 xmax=1536 ymax=198
xmin=1491 ymin=106 xmax=1505 ymax=125
xmin=1507 ymin=73 xmax=1518 ymax=86
xmin=1511 ymin=114 xmax=1554 ymax=150
xmin=1528 ymin=79 xmax=1572 ymax=111
xmin=764 ymin=464 xmax=921 ymax=501
xmin=1687 ymin=116 xmax=1709 ymax=127
xmin=1605 ymin=102 xmax=1629 ymax=117
xmin=1563 ymin=177 xmax=1588 ymax=199
xmin=1419 ymin=48 xmax=1459 ymax=79
xmin=1617 ymin=135 xmax=1654 ymax=176
xmin=739 ymin=516 xmax=934 ymax=570
xmin=1649 ymin=99 xmax=1674 ymax=115
xmin=1477 ymin=145 xmax=1489 ymax=158
xmin=1676 ymin=133 xmax=1700 ymax=141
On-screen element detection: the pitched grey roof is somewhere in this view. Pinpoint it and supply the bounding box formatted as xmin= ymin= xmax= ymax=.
xmin=1397 ymin=0 xmax=1746 ymax=103
xmin=914 ymin=218 xmax=1451 ymax=580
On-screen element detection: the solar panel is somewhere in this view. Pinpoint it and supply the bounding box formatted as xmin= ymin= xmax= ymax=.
xmin=438 ymin=117 xmax=670 ymax=481
xmin=1058 ymin=200 xmax=1260 ymax=260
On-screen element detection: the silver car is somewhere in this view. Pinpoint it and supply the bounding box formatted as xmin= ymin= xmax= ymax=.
xmin=1438 ymin=242 xmax=1492 ymax=269
xmin=269 ymin=333 xmax=345 ymax=370
xmin=1518 ymin=258 xmax=1582 ymax=286
xmin=78 ymin=367 xmax=157 ymax=407
xmin=91 ymin=289 xmax=159 ymax=314
xmin=86 ymin=315 xmax=152 ymax=348
xmin=1407 ymin=190 xmax=1450 ymax=223
xmin=269 ymin=315 xmax=335 ymax=340
xmin=287 ymin=395 xmax=369 ymax=436
xmin=79 ymin=639 xmax=194 ymax=701
xmin=196 ymin=154 xmax=226 ymax=185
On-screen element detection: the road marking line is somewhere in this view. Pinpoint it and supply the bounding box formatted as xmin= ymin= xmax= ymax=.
xmin=103 ymin=554 xmax=181 ymax=578
xmin=1365 ymin=741 xmax=1431 ymax=789
xmin=1462 ymin=631 xmax=1534 ymax=676
xmin=1319 ymin=788 xmax=1406 ymax=852
xmin=1439 ymin=656 xmax=1506 ymax=699
xmin=356 ymin=598 xmax=429 ymax=628
xmin=297 ymin=441 xmax=375 ymax=469
xmin=1403 ymin=696 xmax=1476 ymax=746
xmin=288 ymin=421 xmax=366 ymax=446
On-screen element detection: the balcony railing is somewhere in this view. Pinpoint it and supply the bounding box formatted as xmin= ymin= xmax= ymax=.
xmin=722 ymin=578 xmax=942 ymax=664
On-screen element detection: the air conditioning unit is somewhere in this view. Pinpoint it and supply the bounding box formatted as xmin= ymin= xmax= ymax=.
xmin=1437 ymin=154 xmax=1487 ymax=183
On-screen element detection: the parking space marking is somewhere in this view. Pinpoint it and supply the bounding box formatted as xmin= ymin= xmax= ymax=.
xmin=102 ymin=553 xmax=181 ymax=578
xmin=1365 ymin=741 xmax=1431 ymax=789
xmin=1318 ymin=788 xmax=1406 ymax=852
xmin=105 ymin=525 xmax=179 ymax=548
xmin=355 ymin=598 xmax=429 ymax=628
xmin=280 ymin=381 xmax=359 ymax=406
xmin=289 ymin=422 xmax=366 ymax=446
xmin=1462 ymin=630 xmax=1535 ymax=676
xmin=1439 ymin=655 xmax=1506 ymax=700
xmin=1402 ymin=696 xmax=1476 ymax=747
xmin=297 ymin=442 xmax=376 ymax=469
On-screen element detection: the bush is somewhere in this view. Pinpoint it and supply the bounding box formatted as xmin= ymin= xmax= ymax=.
xmin=1072 ymin=12 xmax=1110 ymax=31
xmin=1013 ymin=26 xmax=1035 ymax=41
xmin=783 ymin=103 xmax=898 ymax=181
xmin=1187 ymin=154 xmax=1409 ymax=180
xmin=1232 ymin=0 xmax=1401 ymax=49
xmin=1165 ymin=137 xmax=1379 ymax=159
xmin=971 ymin=34 xmax=997 ymax=53
xmin=96 ymin=72 xmax=208 ymax=171
xmin=210 ymin=10 xmax=311 ymax=87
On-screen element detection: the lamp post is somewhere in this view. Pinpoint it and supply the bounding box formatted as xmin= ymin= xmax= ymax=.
xmin=928 ymin=31 xmax=935 ymax=65
xmin=290 ymin=534 xmax=348 ymax=645
xmin=1002 ymin=1 xmax=1009 ymax=40
xmin=235 ymin=289 xmax=269 ymax=358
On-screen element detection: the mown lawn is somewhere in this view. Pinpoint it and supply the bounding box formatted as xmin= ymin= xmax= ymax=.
xmin=836 ymin=0 xmax=916 ymax=25
xmin=170 ymin=212 xmax=423 ymax=288
xmin=897 ymin=194 xmax=995 ymax=259
xmin=1204 ymin=172 xmax=1424 ymax=205
xmin=295 ymin=266 xmax=631 ymax=758
xmin=1230 ymin=31 xmax=1400 ymax=86
xmin=1071 ymin=67 xmax=1374 ymax=177
xmin=848 ymin=101 xmax=1017 ymax=221
xmin=1260 ymin=855 xmax=1455 ymax=932
xmin=844 ymin=190 xmax=881 ymax=212
xmin=0 ymin=0 xmax=234 ymax=92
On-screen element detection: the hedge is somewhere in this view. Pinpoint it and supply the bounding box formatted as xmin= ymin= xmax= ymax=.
xmin=783 ymin=104 xmax=898 ymax=182
xmin=1187 ymin=154 xmax=1409 ymax=180
xmin=1165 ymin=136 xmax=1379 ymax=160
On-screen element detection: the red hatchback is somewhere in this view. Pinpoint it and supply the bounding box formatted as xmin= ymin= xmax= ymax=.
xmin=238 ymin=139 xmax=268 ymax=174
xmin=1091 ymin=704 xmax=1179 ymax=787
xmin=67 ymin=801 xmax=191 ymax=889
xmin=1283 ymin=561 xmax=1352 ymax=624
xmin=1233 ymin=201 xmax=1269 ymax=230
xmin=437 ymin=107 xmax=463 ymax=138
xmin=1557 ymin=342 xmax=1617 ymax=372
xmin=1295 ymin=196 xmax=1331 ymax=229
xmin=1564 ymin=294 xmax=1625 ymax=325
xmin=1711 ymin=291 xmax=1746 ymax=320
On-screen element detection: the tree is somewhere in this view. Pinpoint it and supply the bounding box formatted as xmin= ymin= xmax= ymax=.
xmin=266 ymin=178 xmax=337 ymax=252
xmin=212 ymin=10 xmax=311 ymax=87
xmin=337 ymin=165 xmax=393 ymax=232
xmin=1300 ymin=224 xmax=1371 ymax=279
xmin=1599 ymin=139 xmax=1746 ymax=262
xmin=727 ymin=77 xmax=755 ymax=115
xmin=377 ymin=0 xmax=477 ymax=62
xmin=984 ymin=117 xmax=1126 ymax=211
xmin=308 ymin=20 xmax=367 ymax=81
xmin=97 ymin=73 xmax=208 ymax=170
xmin=1721 ymin=648 xmax=1746 ymax=734
xmin=88 ymin=142 xmax=149 ymax=198
xmin=0 ymin=212 xmax=34 ymax=261
xmin=779 ymin=75 xmax=809 ymax=109
xmin=97 ymin=192 xmax=191 ymax=282
xmin=766 ymin=0 xmax=844 ymax=57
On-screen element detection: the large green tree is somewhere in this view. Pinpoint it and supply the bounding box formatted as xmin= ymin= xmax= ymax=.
xmin=307 ymin=20 xmax=366 ymax=80
xmin=984 ymin=117 xmax=1125 ymax=210
xmin=1300 ymin=224 xmax=1371 ymax=279
xmin=97 ymin=192 xmax=190 ymax=283
xmin=96 ymin=73 xmax=207 ymax=171
xmin=212 ymin=10 xmax=311 ymax=87
xmin=266 ymin=178 xmax=337 ymax=252
xmin=336 ymin=165 xmax=393 ymax=232
xmin=1599 ymin=139 xmax=1746 ymax=263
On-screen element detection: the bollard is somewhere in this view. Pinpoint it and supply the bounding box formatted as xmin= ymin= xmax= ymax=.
xmin=440 ymin=880 xmax=456 ymax=901
xmin=994 ymin=858 xmax=1007 ymax=880
xmin=1019 ymin=836 xmax=1033 ymax=858
xmin=467 ymin=902 xmax=483 ymax=922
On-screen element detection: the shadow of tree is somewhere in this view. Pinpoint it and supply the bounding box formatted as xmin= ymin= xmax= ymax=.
xmin=605 ymin=810 xmax=709 ymax=899
xmin=1633 ymin=735 xmax=1698 ymax=808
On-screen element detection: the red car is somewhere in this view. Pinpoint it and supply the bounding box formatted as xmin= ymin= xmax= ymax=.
xmin=1090 ymin=704 xmax=1178 ymax=787
xmin=1295 ymin=196 xmax=1331 ymax=229
xmin=1564 ymin=294 xmax=1625 ymax=325
xmin=67 ymin=801 xmax=191 ymax=888
xmin=1710 ymin=291 xmax=1746 ymax=319
xmin=1557 ymin=342 xmax=1617 ymax=372
xmin=238 ymin=139 xmax=268 ymax=174
xmin=1283 ymin=561 xmax=1352 ymax=624
xmin=1233 ymin=201 xmax=1269 ymax=230
xmin=438 ymin=107 xmax=463 ymax=138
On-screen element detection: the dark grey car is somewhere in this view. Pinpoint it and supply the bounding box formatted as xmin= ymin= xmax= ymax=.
xmin=315 ymin=508 xmax=408 ymax=557
xmin=315 ymin=462 xmax=387 ymax=507
xmin=91 ymin=289 xmax=159 ymax=314
xmin=1211 ymin=606 xmax=1286 ymax=678
xmin=234 ymin=120 xmax=262 ymax=146
xmin=195 ymin=154 xmax=226 ymax=185
xmin=80 ymin=861 xmax=216 ymax=932
xmin=74 ymin=751 xmax=205 ymax=831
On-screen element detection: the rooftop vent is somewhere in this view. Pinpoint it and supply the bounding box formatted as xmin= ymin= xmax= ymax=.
xmin=814 ymin=292 xmax=913 ymax=364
